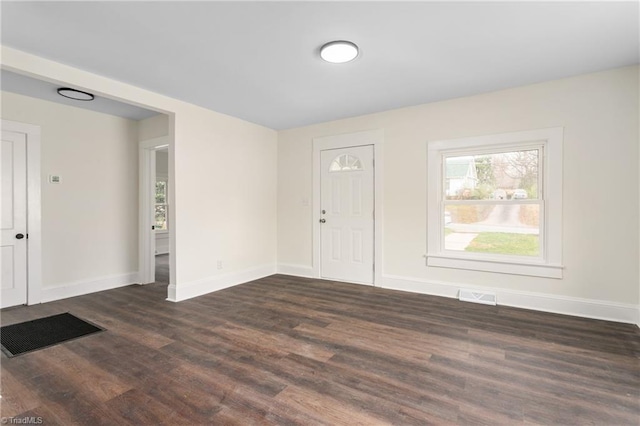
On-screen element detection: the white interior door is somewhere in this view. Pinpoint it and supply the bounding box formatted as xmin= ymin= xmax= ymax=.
xmin=1 ymin=130 xmax=28 ymax=308
xmin=320 ymin=145 xmax=374 ymax=284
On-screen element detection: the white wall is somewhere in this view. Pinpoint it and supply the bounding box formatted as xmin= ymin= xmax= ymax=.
xmin=2 ymin=46 xmax=278 ymax=303
xmin=1 ymin=91 xmax=139 ymax=297
xmin=278 ymin=66 xmax=639 ymax=323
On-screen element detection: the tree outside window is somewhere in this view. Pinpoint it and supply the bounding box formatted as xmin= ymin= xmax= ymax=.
xmin=155 ymin=179 xmax=168 ymax=231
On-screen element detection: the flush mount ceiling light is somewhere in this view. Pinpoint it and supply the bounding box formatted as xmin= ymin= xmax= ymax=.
xmin=320 ymin=40 xmax=359 ymax=64
xmin=57 ymin=87 xmax=95 ymax=101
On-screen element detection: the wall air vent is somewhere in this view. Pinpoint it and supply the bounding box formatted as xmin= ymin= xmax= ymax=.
xmin=458 ymin=289 xmax=497 ymax=306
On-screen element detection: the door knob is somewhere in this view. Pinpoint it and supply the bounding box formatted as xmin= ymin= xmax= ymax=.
xmin=15 ymin=233 xmax=25 ymax=240
xmin=319 ymin=219 xmax=326 ymax=223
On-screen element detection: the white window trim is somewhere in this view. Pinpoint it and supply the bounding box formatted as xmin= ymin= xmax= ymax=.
xmin=427 ymin=127 xmax=563 ymax=279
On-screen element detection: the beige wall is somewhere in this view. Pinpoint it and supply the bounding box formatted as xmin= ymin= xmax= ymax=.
xmin=1 ymin=91 xmax=139 ymax=288
xmin=139 ymin=113 xmax=168 ymax=141
xmin=278 ymin=66 xmax=639 ymax=306
xmin=173 ymin=103 xmax=277 ymax=285
xmin=156 ymin=150 xmax=169 ymax=176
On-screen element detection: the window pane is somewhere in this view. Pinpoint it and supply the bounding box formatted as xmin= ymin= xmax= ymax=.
xmin=155 ymin=205 xmax=168 ymax=231
xmin=156 ymin=181 xmax=167 ymax=204
xmin=444 ymin=203 xmax=540 ymax=256
xmin=330 ymin=154 xmax=363 ymax=172
xmin=444 ymin=149 xmax=539 ymax=200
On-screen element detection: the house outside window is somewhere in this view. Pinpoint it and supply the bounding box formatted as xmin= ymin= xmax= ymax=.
xmin=427 ymin=128 xmax=563 ymax=278
xmin=445 ymin=156 xmax=478 ymax=198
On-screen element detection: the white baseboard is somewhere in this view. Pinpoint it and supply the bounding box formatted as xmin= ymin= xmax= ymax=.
xmin=39 ymin=272 xmax=139 ymax=303
xmin=381 ymin=274 xmax=639 ymax=325
xmin=167 ymin=264 xmax=277 ymax=302
xmin=494 ymin=288 xmax=639 ymax=325
xmin=277 ymin=263 xmax=315 ymax=278
xmin=381 ymin=274 xmax=459 ymax=299
xmin=37 ymin=265 xmax=637 ymax=325
xmin=275 ymin=265 xmax=639 ymax=325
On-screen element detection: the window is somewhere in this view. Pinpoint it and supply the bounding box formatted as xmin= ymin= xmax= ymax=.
xmin=155 ymin=178 xmax=168 ymax=232
xmin=427 ymin=128 xmax=563 ymax=278
xmin=329 ymin=154 xmax=363 ymax=172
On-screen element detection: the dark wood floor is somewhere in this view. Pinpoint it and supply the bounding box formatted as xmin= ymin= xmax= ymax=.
xmin=1 ymin=274 xmax=639 ymax=425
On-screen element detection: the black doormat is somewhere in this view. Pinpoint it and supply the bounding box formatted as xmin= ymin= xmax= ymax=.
xmin=0 ymin=312 xmax=104 ymax=357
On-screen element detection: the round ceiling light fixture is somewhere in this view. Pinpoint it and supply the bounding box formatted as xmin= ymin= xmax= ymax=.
xmin=320 ymin=40 xmax=359 ymax=64
xmin=57 ymin=87 xmax=95 ymax=101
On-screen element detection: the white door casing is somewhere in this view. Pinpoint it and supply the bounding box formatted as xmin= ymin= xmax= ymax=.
xmin=1 ymin=130 xmax=28 ymax=308
xmin=320 ymin=145 xmax=374 ymax=284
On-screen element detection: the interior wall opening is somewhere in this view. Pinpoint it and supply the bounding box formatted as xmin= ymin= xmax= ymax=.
xmin=0 ymin=68 xmax=173 ymax=305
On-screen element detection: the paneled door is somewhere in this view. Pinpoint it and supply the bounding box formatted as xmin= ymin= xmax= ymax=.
xmin=320 ymin=145 xmax=374 ymax=284
xmin=1 ymin=130 xmax=28 ymax=308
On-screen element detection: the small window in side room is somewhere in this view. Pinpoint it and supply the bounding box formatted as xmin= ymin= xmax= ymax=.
xmin=155 ymin=179 xmax=168 ymax=231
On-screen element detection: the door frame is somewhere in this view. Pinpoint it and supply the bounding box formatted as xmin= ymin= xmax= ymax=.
xmin=1 ymin=119 xmax=42 ymax=305
xmin=138 ymin=136 xmax=169 ymax=285
xmin=312 ymin=129 xmax=384 ymax=285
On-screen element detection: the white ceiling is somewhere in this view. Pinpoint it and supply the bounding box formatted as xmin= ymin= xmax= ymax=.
xmin=1 ymin=2 xmax=638 ymax=130
xmin=1 ymin=70 xmax=159 ymax=121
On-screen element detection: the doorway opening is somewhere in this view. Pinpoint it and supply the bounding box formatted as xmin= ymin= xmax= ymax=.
xmin=1 ymin=69 xmax=174 ymax=306
xmin=138 ymin=137 xmax=171 ymax=288
xmin=154 ymin=148 xmax=170 ymax=286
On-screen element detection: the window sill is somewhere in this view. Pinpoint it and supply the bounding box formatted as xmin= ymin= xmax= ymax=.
xmin=426 ymin=254 xmax=563 ymax=279
xmin=155 ymin=230 xmax=169 ymax=235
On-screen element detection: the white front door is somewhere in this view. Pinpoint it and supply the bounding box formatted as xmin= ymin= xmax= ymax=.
xmin=320 ymin=145 xmax=374 ymax=284
xmin=1 ymin=130 xmax=28 ymax=308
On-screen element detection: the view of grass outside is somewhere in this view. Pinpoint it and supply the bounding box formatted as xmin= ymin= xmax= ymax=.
xmin=444 ymin=203 xmax=540 ymax=257
xmin=465 ymin=232 xmax=539 ymax=256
